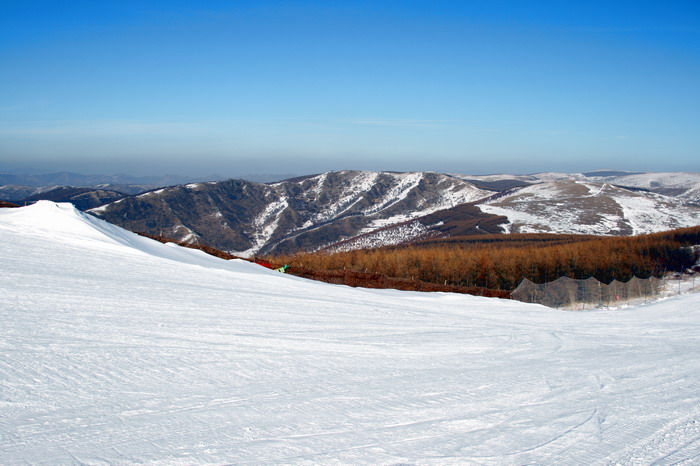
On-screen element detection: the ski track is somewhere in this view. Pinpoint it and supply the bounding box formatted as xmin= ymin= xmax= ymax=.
xmin=1 ymin=202 xmax=699 ymax=464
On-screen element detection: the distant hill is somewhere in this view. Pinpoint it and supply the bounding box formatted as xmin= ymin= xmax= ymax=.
xmin=0 ymin=171 xmax=217 ymax=188
xmin=582 ymin=170 xmax=644 ymax=177
xmin=0 ymin=172 xmax=199 ymax=203
xmin=476 ymin=179 xmax=700 ymax=236
xmin=21 ymin=186 xmax=128 ymax=211
xmin=0 ymin=171 xmax=299 ymax=205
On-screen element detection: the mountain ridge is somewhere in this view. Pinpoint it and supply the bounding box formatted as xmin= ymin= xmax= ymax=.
xmin=90 ymin=171 xmax=493 ymax=255
xmin=86 ymin=170 xmax=700 ymax=256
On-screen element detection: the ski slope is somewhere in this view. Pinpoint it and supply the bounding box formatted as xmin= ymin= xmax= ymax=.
xmin=1 ymin=202 xmax=699 ymax=465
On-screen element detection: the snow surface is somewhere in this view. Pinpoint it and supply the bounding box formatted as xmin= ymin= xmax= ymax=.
xmin=2 ymin=201 xmax=700 ymax=465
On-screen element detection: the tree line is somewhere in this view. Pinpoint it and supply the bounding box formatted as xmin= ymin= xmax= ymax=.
xmin=270 ymin=227 xmax=700 ymax=291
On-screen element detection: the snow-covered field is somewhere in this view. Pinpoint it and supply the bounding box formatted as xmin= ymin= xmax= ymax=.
xmin=2 ymin=202 xmax=699 ymax=465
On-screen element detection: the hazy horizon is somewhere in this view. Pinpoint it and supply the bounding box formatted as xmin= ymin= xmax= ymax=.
xmin=0 ymin=158 xmax=695 ymax=180
xmin=2 ymin=1 xmax=699 ymax=177
xmin=0 ymin=163 xmax=673 ymax=183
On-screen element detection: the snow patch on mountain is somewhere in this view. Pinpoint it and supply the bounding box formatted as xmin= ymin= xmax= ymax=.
xmin=300 ymin=171 xmax=378 ymax=224
xmin=140 ymin=187 xmax=167 ymax=197
xmin=365 ymin=172 xmax=423 ymax=214
xmin=174 ymin=224 xmax=199 ymax=243
xmin=269 ymin=171 xmax=491 ymax=253
xmin=309 ymin=172 xmax=328 ymax=195
xmin=328 ymin=220 xmax=430 ymax=252
xmin=357 ymin=173 xmax=491 ymax=235
xmin=89 ymin=196 xmax=127 ymax=213
xmin=614 ymin=192 xmax=690 ymax=234
xmin=237 ymin=196 xmax=290 ymax=257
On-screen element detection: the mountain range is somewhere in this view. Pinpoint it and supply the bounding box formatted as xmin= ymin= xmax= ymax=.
xmin=90 ymin=171 xmax=495 ymax=255
xmin=80 ymin=170 xmax=700 ymax=256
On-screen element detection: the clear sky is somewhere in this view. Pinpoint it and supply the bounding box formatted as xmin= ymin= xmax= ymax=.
xmin=1 ymin=0 xmax=699 ymax=177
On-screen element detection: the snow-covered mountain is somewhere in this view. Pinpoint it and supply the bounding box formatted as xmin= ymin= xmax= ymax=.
xmin=90 ymin=170 xmax=492 ymax=255
xmin=79 ymin=169 xmax=700 ymax=254
xmin=2 ymin=201 xmax=699 ymax=464
xmin=339 ymin=171 xmax=700 ymax=245
xmin=458 ymin=171 xmax=700 ymax=204
xmin=477 ymin=179 xmax=700 ymax=235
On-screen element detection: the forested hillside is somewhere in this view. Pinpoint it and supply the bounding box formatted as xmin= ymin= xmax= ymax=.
xmin=272 ymin=227 xmax=700 ymax=291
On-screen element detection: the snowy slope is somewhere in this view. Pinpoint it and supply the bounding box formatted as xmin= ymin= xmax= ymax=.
xmin=478 ymin=180 xmax=700 ymax=235
xmin=585 ymin=172 xmax=700 ymax=204
xmin=2 ymin=202 xmax=700 ymax=465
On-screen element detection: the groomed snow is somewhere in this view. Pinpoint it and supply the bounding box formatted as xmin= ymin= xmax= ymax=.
xmin=1 ymin=202 xmax=699 ymax=465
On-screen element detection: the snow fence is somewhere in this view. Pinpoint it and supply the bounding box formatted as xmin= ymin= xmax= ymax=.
xmin=511 ymin=276 xmax=663 ymax=309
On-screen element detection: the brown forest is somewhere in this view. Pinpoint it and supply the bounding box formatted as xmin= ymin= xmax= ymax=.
xmin=270 ymin=227 xmax=700 ymax=292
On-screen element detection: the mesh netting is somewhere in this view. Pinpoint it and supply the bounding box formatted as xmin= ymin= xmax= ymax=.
xmin=511 ymin=276 xmax=662 ymax=309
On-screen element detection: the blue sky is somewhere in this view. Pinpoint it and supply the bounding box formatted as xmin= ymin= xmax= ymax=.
xmin=1 ymin=0 xmax=699 ymax=177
